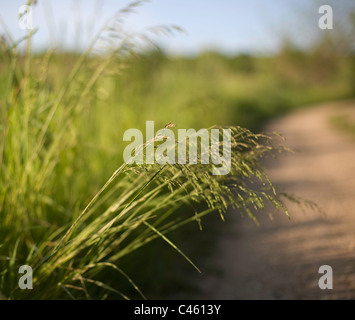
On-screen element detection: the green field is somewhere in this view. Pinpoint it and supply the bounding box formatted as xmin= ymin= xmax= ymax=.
xmin=0 ymin=5 xmax=354 ymax=299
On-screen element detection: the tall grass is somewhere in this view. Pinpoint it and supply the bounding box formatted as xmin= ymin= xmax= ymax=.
xmin=0 ymin=1 xmax=306 ymax=300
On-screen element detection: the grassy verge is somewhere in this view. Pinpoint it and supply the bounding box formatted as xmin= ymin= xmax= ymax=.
xmin=0 ymin=4 xmax=292 ymax=299
xmin=0 ymin=1 xmax=353 ymax=300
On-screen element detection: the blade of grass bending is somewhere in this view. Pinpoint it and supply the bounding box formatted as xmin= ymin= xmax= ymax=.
xmin=52 ymin=162 xmax=127 ymax=254
xmin=59 ymin=284 xmax=76 ymax=300
xmin=143 ymin=221 xmax=201 ymax=273
xmin=77 ymin=277 xmax=130 ymax=300
xmin=84 ymin=262 xmax=146 ymax=300
xmin=96 ymin=164 xmax=167 ymax=236
xmin=87 ymin=165 xmax=168 ymax=261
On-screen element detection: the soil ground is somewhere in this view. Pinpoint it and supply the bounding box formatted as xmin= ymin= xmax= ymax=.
xmin=191 ymin=100 xmax=355 ymax=299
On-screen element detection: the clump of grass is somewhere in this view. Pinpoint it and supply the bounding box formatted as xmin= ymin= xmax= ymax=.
xmin=1 ymin=123 xmax=290 ymax=299
xmin=0 ymin=1 xmax=291 ymax=300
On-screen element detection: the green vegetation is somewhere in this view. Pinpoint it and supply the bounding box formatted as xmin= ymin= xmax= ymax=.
xmin=0 ymin=1 xmax=353 ymax=300
xmin=330 ymin=114 xmax=355 ymax=139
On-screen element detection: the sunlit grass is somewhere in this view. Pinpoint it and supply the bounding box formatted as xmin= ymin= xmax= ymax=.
xmin=0 ymin=0 xmax=352 ymax=300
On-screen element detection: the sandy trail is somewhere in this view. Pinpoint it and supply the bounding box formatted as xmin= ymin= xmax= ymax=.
xmin=195 ymin=101 xmax=355 ymax=299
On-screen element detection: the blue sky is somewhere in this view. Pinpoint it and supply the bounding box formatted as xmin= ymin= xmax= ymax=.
xmin=0 ymin=0 xmax=347 ymax=55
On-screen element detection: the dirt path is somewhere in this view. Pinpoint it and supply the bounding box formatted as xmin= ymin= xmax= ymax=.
xmin=195 ymin=100 xmax=355 ymax=299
